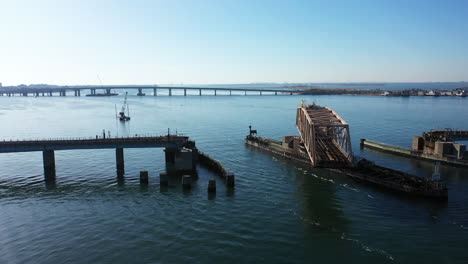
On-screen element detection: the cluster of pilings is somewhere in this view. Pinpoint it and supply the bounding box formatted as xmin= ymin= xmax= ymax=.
xmin=39 ymin=142 xmax=233 ymax=193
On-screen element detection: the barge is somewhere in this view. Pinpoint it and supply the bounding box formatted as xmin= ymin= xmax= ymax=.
xmin=246 ymin=134 xmax=447 ymax=199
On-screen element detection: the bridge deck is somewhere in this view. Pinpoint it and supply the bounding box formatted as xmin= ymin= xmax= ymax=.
xmin=0 ymin=135 xmax=189 ymax=153
xmin=296 ymin=104 xmax=352 ymax=167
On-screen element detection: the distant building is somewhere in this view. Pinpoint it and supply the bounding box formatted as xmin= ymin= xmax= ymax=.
xmin=426 ymin=90 xmax=440 ymax=96
xmin=455 ymin=90 xmax=466 ymax=97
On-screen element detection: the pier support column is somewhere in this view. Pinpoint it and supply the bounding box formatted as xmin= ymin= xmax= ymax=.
xmin=23 ymin=93 xmax=28 ymax=96
xmin=199 ymin=89 xmax=202 ymax=96
xmin=260 ymin=91 xmax=262 ymax=96
xmin=116 ymin=148 xmax=124 ymax=174
xmin=153 ymin=88 xmax=157 ymax=96
xmin=105 ymin=88 xmax=111 ymax=95
xmin=164 ymin=147 xmax=196 ymax=176
xmin=78 ymin=90 xmax=81 ymax=96
xmin=137 ymin=88 xmax=145 ymax=96
xmin=226 ymin=174 xmax=235 ymax=188
xmin=91 ymin=89 xmax=96 ymax=95
xmin=214 ymin=90 xmax=217 ymax=96
xmin=275 ymin=91 xmax=277 ymax=95
xmin=230 ymin=90 xmax=232 ymax=96
xmin=208 ymin=179 xmax=216 ymax=193
xmin=169 ymin=88 xmax=172 ymax=96
xmin=290 ymin=92 xmax=292 ymax=95
xmin=184 ymin=88 xmax=187 ymax=96
xmin=165 ymin=147 xmax=177 ymax=173
xmin=43 ymin=150 xmax=56 ymax=181
xmin=140 ymin=171 xmax=149 ymax=184
xmin=244 ymin=90 xmax=247 ymax=96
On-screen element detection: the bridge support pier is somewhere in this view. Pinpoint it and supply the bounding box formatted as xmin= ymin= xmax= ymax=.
xmin=153 ymin=88 xmax=157 ymax=96
xmin=245 ymin=90 xmax=247 ymax=96
xmin=214 ymin=90 xmax=217 ymax=96
xmin=43 ymin=150 xmax=56 ymax=181
xmin=116 ymin=148 xmax=125 ymax=174
xmin=169 ymin=88 xmax=172 ymax=96
xmin=184 ymin=88 xmax=187 ymax=96
xmin=275 ymin=91 xmax=277 ymax=95
xmin=137 ymin=88 xmax=145 ymax=96
xmin=105 ymin=88 xmax=111 ymax=95
xmin=164 ymin=147 xmax=197 ymax=176
xmin=260 ymin=91 xmax=262 ymax=96
xmin=199 ymin=89 xmax=202 ymax=96
xmin=230 ymin=90 xmax=232 ymax=96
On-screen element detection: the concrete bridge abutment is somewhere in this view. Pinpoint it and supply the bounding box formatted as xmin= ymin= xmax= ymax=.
xmin=164 ymin=147 xmax=197 ymax=176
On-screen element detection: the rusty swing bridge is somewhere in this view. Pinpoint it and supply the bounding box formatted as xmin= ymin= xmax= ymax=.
xmin=296 ymin=103 xmax=353 ymax=167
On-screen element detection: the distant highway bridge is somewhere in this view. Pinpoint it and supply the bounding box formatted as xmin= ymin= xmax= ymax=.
xmin=0 ymin=85 xmax=301 ymax=97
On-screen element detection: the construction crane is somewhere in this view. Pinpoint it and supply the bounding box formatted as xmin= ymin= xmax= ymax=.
xmin=118 ymin=92 xmax=130 ymax=121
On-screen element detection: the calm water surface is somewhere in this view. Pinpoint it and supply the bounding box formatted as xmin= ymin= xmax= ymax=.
xmin=0 ymin=93 xmax=467 ymax=263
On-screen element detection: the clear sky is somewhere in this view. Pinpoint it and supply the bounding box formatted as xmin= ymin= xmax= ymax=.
xmin=1 ymin=0 xmax=467 ymax=85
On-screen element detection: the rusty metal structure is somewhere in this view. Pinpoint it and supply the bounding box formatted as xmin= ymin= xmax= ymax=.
xmin=422 ymin=129 xmax=468 ymax=142
xmin=296 ymin=103 xmax=352 ymax=167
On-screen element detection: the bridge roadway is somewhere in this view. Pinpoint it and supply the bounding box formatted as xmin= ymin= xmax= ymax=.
xmin=0 ymin=135 xmax=190 ymax=181
xmin=0 ymin=85 xmax=301 ymax=97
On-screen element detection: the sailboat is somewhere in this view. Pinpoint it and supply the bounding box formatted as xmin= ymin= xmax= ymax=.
xmin=118 ymin=92 xmax=131 ymax=121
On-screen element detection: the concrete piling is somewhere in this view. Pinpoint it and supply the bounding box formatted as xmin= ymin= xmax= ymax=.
xmin=116 ymin=148 xmax=124 ymax=174
xmin=140 ymin=170 xmax=149 ymax=184
xmin=226 ymin=174 xmax=235 ymax=188
xmin=208 ymin=179 xmax=216 ymax=193
xmin=42 ymin=150 xmax=56 ymax=181
xmin=160 ymin=172 xmax=168 ymax=186
xmin=182 ymin=175 xmax=191 ymax=189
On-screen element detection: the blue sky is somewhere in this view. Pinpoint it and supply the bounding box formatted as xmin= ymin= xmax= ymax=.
xmin=0 ymin=0 xmax=467 ymax=85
